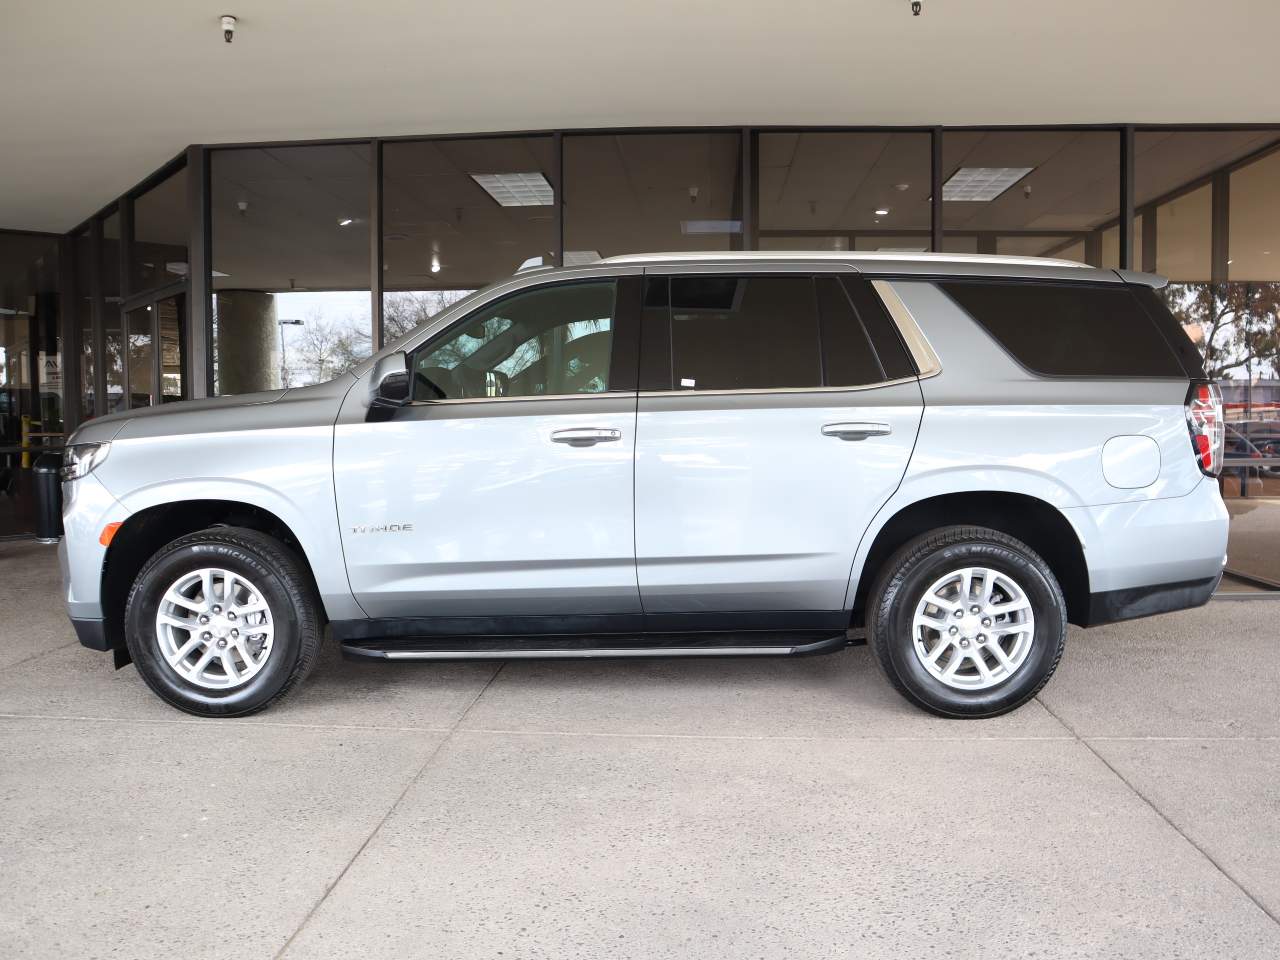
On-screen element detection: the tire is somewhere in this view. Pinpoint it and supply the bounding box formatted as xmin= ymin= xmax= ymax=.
xmin=124 ymin=526 xmax=322 ymax=717
xmin=867 ymin=525 xmax=1066 ymax=719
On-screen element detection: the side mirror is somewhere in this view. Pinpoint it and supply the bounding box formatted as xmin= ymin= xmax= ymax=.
xmin=367 ymin=351 xmax=410 ymax=420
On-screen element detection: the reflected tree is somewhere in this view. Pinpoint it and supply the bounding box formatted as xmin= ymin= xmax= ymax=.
xmin=1166 ymin=281 xmax=1280 ymax=379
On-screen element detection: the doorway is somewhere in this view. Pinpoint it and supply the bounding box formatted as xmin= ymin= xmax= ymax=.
xmin=121 ymin=284 xmax=186 ymax=409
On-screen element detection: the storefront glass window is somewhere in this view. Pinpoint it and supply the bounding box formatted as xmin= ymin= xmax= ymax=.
xmin=941 ymin=130 xmax=1120 ymax=265
xmin=210 ymin=144 xmax=372 ymax=394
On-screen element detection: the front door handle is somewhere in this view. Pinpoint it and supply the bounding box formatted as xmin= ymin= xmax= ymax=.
xmin=822 ymin=421 xmax=892 ymax=441
xmin=551 ymin=427 xmax=622 ymax=447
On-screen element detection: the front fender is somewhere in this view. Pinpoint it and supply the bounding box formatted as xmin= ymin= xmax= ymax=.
xmin=99 ymin=431 xmax=361 ymax=621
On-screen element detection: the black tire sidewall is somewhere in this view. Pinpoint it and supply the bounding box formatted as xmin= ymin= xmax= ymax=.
xmin=126 ymin=538 xmax=304 ymax=716
xmin=879 ymin=537 xmax=1065 ymax=717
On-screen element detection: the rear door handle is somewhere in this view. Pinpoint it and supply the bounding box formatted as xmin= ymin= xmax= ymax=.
xmin=822 ymin=421 xmax=892 ymax=441
xmin=551 ymin=427 xmax=622 ymax=447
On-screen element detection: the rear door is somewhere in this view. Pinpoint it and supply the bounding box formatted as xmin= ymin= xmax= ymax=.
xmin=633 ymin=267 xmax=924 ymax=621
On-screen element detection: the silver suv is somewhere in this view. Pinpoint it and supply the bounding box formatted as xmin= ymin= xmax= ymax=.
xmin=59 ymin=253 xmax=1229 ymax=719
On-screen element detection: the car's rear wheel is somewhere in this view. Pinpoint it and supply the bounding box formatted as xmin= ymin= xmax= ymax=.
xmin=124 ymin=526 xmax=322 ymax=717
xmin=868 ymin=525 xmax=1066 ymax=718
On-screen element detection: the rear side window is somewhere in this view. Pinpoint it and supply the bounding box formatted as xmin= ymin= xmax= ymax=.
xmin=938 ymin=280 xmax=1185 ymax=378
xmin=668 ymin=276 xmax=821 ymax=391
xmin=1130 ymin=285 xmax=1207 ymax=378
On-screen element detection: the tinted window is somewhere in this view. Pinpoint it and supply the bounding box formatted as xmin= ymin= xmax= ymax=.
xmin=638 ymin=276 xmax=672 ymax=392
xmin=1130 ymin=284 xmax=1207 ymax=378
xmin=841 ymin=277 xmax=917 ymax=380
xmin=669 ymin=276 xmax=820 ymax=391
xmin=938 ymin=280 xmax=1185 ymax=378
xmin=816 ymin=277 xmax=885 ymax=386
xmin=411 ymin=281 xmax=616 ymax=400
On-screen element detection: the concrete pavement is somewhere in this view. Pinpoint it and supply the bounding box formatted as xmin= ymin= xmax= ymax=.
xmin=1 ymin=538 xmax=1277 ymax=959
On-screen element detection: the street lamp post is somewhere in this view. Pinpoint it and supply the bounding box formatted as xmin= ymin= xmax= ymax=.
xmin=278 ymin=318 xmax=304 ymax=388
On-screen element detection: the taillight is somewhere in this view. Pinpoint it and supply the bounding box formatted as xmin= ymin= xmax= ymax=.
xmin=1185 ymin=380 xmax=1224 ymax=477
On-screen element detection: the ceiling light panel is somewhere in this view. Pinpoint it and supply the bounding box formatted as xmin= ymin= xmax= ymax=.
xmin=942 ymin=167 xmax=1034 ymax=201
xmin=680 ymin=219 xmax=743 ymax=235
xmin=471 ymin=172 xmax=554 ymax=207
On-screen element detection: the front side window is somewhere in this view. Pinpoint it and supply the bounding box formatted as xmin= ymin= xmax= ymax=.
xmin=410 ymin=281 xmax=616 ymax=400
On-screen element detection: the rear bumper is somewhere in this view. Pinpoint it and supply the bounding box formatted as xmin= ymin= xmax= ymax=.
xmin=1064 ymin=476 xmax=1229 ymax=595
xmin=1082 ymin=573 xmax=1220 ymax=627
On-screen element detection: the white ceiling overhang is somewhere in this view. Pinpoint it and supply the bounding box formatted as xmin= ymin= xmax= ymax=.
xmin=1 ymin=0 xmax=1277 ymax=232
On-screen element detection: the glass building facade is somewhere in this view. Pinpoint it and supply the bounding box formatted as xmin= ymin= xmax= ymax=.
xmin=3 ymin=125 xmax=1279 ymax=589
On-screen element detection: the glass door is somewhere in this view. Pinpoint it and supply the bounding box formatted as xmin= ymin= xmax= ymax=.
xmin=125 ymin=303 xmax=154 ymax=408
xmin=121 ymin=286 xmax=186 ymax=409
xmin=158 ymin=293 xmax=184 ymax=402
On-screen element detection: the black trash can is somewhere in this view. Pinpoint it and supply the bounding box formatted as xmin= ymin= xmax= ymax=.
xmin=32 ymin=452 xmax=63 ymax=543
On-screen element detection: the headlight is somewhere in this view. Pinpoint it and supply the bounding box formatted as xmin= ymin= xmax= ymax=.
xmin=62 ymin=442 xmax=110 ymax=482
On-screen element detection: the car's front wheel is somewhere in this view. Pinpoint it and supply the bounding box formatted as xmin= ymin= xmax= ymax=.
xmin=124 ymin=526 xmax=322 ymax=717
xmin=867 ymin=525 xmax=1067 ymax=718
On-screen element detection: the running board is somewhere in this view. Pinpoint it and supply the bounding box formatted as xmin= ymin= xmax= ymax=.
xmin=341 ymin=632 xmax=850 ymax=662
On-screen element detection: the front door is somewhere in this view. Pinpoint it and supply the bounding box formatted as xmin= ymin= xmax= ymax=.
xmin=633 ymin=270 xmax=924 ymax=619
xmin=333 ymin=275 xmax=643 ymax=622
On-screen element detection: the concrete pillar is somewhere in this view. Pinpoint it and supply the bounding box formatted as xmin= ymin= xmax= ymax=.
xmin=214 ymin=290 xmax=280 ymax=394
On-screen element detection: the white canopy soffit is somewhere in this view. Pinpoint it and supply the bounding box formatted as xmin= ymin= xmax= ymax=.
xmin=1 ymin=0 xmax=1278 ymax=232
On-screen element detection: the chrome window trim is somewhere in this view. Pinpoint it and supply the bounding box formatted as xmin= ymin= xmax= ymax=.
xmin=405 ymin=390 xmax=632 ymax=408
xmin=402 ymin=376 xmax=923 ymax=406
xmin=870 ymin=279 xmax=943 ymax=379
xmin=637 ymin=375 xmax=920 ymax=399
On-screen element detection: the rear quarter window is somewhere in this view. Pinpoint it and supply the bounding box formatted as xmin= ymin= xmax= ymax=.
xmin=937 ymin=280 xmax=1186 ymax=378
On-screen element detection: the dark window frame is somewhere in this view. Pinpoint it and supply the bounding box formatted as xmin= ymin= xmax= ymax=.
xmin=48 ymin=122 xmax=1280 ymax=414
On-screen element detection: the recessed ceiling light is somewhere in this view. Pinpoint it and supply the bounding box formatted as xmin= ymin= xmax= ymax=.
xmin=942 ymin=167 xmax=1034 ymax=201
xmin=337 ymin=218 xmax=354 ymax=226
xmin=471 ymin=172 xmax=554 ymax=207
xmin=680 ymin=219 xmax=743 ymax=235
xmin=894 ymin=183 xmax=910 ymax=192
xmin=874 ymin=208 xmax=890 ymax=216
xmin=563 ymin=250 xmax=601 ymax=266
xmin=430 ymin=256 xmax=441 ymax=273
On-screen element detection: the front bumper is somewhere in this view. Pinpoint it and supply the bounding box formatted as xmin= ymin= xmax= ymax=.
xmin=58 ymin=472 xmax=128 ymax=621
